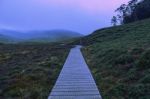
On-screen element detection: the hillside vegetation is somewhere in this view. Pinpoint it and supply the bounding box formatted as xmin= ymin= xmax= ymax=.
xmin=82 ymin=18 xmax=150 ymax=99
xmin=0 ymin=44 xmax=72 ymax=99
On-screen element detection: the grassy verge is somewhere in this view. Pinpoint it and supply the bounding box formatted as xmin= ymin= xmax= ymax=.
xmin=0 ymin=44 xmax=71 ymax=99
xmin=82 ymin=18 xmax=150 ymax=99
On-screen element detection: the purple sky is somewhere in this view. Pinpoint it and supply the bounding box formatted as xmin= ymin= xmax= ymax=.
xmin=0 ymin=0 xmax=130 ymax=34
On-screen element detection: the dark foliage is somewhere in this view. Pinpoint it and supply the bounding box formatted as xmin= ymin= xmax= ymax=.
xmin=114 ymin=0 xmax=150 ymax=24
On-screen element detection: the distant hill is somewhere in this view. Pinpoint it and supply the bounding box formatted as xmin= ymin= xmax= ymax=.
xmin=26 ymin=30 xmax=83 ymax=43
xmin=0 ymin=29 xmax=83 ymax=43
xmin=80 ymin=18 xmax=150 ymax=99
xmin=0 ymin=34 xmax=15 ymax=43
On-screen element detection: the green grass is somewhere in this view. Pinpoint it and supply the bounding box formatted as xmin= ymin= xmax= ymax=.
xmin=82 ymin=18 xmax=150 ymax=99
xmin=0 ymin=44 xmax=72 ymax=99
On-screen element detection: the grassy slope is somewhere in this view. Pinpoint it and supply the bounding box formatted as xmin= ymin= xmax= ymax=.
xmin=0 ymin=44 xmax=72 ymax=99
xmin=82 ymin=18 xmax=150 ymax=99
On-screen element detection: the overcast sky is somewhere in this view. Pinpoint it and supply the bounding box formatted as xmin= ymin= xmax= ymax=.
xmin=0 ymin=0 xmax=130 ymax=34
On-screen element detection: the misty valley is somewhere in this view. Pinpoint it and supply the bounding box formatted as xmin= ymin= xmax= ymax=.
xmin=0 ymin=29 xmax=83 ymax=43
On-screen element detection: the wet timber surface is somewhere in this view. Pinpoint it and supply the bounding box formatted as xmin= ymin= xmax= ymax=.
xmin=48 ymin=46 xmax=102 ymax=99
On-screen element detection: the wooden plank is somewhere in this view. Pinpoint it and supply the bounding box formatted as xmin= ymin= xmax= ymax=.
xmin=48 ymin=46 xmax=102 ymax=99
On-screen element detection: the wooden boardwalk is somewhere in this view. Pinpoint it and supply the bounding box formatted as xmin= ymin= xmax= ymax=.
xmin=48 ymin=46 xmax=102 ymax=99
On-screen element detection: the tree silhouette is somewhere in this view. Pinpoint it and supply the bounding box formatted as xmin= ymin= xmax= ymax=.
xmin=115 ymin=4 xmax=128 ymax=24
xmin=111 ymin=16 xmax=117 ymax=26
xmin=113 ymin=0 xmax=150 ymax=24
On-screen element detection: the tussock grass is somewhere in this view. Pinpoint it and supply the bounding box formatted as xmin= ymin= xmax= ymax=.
xmin=0 ymin=44 xmax=71 ymax=99
xmin=82 ymin=18 xmax=150 ymax=99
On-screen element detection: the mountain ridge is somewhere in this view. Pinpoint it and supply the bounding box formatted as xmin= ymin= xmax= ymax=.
xmin=0 ymin=29 xmax=83 ymax=43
